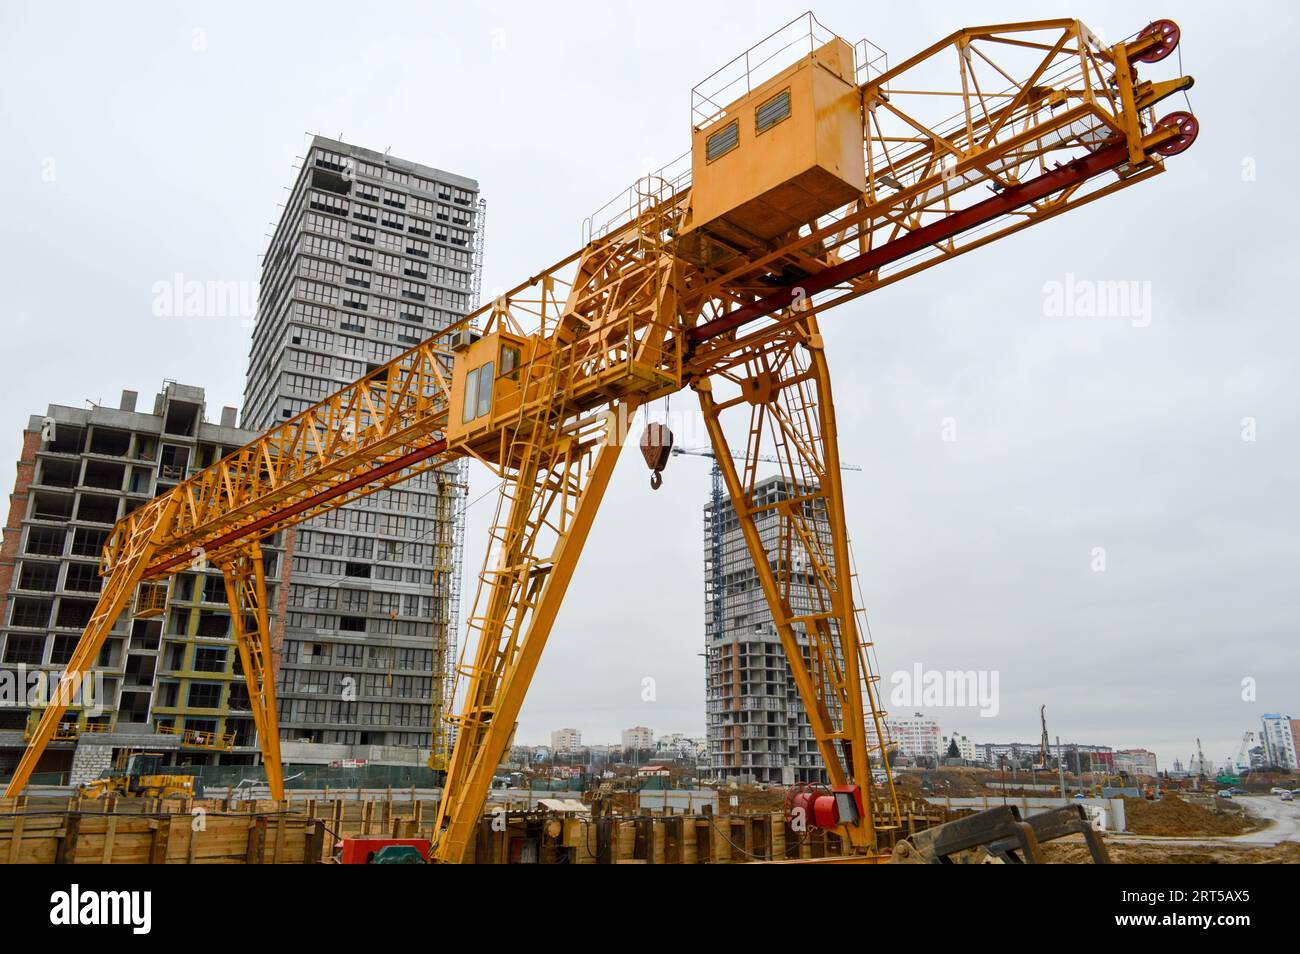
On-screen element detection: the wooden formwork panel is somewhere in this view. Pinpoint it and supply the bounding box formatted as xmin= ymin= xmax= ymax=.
xmin=0 ymin=798 xmax=325 ymax=864
xmin=0 ymin=793 xmax=960 ymax=864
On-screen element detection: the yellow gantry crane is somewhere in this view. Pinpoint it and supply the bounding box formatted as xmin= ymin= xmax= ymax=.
xmin=7 ymin=14 xmax=1196 ymax=863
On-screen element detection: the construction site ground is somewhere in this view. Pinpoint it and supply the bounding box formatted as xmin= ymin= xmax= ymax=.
xmin=721 ymin=767 xmax=1067 ymax=810
xmin=1043 ymin=793 xmax=1299 ymax=863
xmin=718 ymin=773 xmax=1299 ymax=864
xmin=1123 ymin=792 xmax=1260 ymax=837
xmin=1045 ymin=839 xmax=1300 ymax=864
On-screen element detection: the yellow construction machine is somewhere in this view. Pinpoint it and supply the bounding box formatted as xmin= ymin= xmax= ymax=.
xmin=79 ymin=751 xmax=203 ymax=799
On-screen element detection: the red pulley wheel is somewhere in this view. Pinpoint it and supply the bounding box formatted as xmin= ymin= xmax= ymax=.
xmin=1136 ymin=19 xmax=1180 ymax=63
xmin=1153 ymin=111 xmax=1198 ymax=156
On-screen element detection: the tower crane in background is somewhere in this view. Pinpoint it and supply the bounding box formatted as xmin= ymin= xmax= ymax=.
xmin=7 ymin=13 xmax=1197 ymax=864
xmin=1038 ymin=705 xmax=1052 ymax=770
xmin=1235 ymin=732 xmax=1257 ymax=774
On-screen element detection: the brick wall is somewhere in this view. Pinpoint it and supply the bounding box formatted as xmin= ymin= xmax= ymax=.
xmin=69 ymin=740 xmax=115 ymax=787
xmin=0 ymin=429 xmax=40 ymax=626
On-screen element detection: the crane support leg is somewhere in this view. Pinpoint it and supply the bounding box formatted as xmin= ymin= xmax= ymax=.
xmin=219 ymin=542 xmax=284 ymax=800
xmin=4 ymin=496 xmax=179 ymax=796
xmin=431 ymin=399 xmax=639 ymax=863
xmin=696 ymin=312 xmax=878 ymax=851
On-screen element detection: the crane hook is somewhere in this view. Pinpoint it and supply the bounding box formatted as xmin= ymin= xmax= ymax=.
xmin=639 ymin=421 xmax=673 ymax=491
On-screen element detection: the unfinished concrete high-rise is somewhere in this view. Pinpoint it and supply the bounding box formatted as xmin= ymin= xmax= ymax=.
xmin=243 ymin=136 xmax=480 ymax=762
xmin=704 ymin=475 xmax=835 ymax=785
xmin=0 ymin=385 xmax=278 ymax=783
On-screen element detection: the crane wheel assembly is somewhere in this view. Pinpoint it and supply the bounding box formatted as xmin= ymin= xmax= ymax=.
xmin=1136 ymin=19 xmax=1181 ymax=63
xmin=1153 ymin=111 xmax=1199 ymax=156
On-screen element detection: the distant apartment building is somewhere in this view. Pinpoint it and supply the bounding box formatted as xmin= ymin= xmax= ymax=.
xmin=975 ymin=742 xmax=1039 ymax=766
xmin=622 ymin=726 xmax=654 ymax=751
xmin=705 ymin=476 xmax=834 ymax=785
xmin=1260 ymin=713 xmax=1298 ymax=771
xmin=939 ymin=733 xmax=976 ymax=761
xmin=551 ymin=728 xmax=581 ymax=755
xmin=1114 ymin=748 xmax=1158 ymax=777
xmin=244 ymin=136 xmax=480 ymax=758
xmin=974 ymin=741 xmax=1113 ymax=771
xmin=1245 ymin=744 xmax=1268 ymax=771
xmin=0 ymin=384 xmax=277 ymax=781
xmin=870 ymin=714 xmax=941 ymax=759
xmin=1061 ymin=744 xmax=1114 ymax=772
xmin=655 ymin=733 xmax=706 ymax=760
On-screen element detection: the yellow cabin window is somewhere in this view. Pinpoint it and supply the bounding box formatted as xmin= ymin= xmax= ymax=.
xmin=460 ymin=338 xmax=524 ymax=430
xmin=462 ymin=367 xmax=479 ymax=423
xmin=476 ymin=361 xmax=494 ymax=418
xmin=462 ymin=361 xmax=497 ymax=423
xmin=501 ymin=344 xmax=521 ymax=381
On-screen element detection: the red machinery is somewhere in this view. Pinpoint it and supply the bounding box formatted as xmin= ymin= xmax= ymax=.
xmin=787 ymin=784 xmax=865 ymax=831
xmin=336 ymin=837 xmax=431 ymax=864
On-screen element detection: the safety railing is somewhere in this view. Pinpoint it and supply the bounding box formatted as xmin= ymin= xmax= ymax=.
xmin=133 ymin=580 xmax=168 ymax=618
xmin=690 ymin=12 xmax=842 ymax=129
xmin=23 ymin=720 xmax=80 ymax=743
xmin=153 ymin=722 xmax=237 ymax=751
xmin=581 ymin=154 xmax=692 ymax=245
xmin=22 ymin=716 xmax=115 ymax=742
xmin=853 ymin=36 xmax=888 ymax=88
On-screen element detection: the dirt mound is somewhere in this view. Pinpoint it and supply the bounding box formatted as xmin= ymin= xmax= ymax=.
xmin=892 ymin=767 xmax=1005 ymax=797
xmin=1123 ymin=794 xmax=1255 ymax=837
xmin=719 ymin=785 xmax=788 ymax=813
xmin=1043 ymin=839 xmax=1300 ymax=865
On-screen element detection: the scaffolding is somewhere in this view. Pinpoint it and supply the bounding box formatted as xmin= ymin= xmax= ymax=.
xmin=429 ymin=463 xmax=468 ymax=770
xmin=471 ymin=197 xmax=487 ymax=311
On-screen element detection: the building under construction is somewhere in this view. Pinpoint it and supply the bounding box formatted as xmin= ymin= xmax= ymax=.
xmin=0 ymin=384 xmax=276 ymax=782
xmin=705 ymin=475 xmax=834 ymax=784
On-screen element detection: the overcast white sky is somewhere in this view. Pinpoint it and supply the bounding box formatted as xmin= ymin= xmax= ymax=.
xmin=1 ymin=1 xmax=1295 ymax=770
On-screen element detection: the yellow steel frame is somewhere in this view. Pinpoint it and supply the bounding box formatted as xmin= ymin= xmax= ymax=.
xmin=7 ymin=493 xmax=179 ymax=794
xmin=432 ymin=402 xmax=638 ymax=860
xmin=219 ymin=542 xmax=284 ymax=799
xmin=695 ymin=312 xmax=886 ymax=849
xmin=6 ymin=17 xmax=1194 ymax=861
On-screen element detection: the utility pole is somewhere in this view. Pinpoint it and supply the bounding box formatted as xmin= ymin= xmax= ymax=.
xmin=1056 ymin=735 xmax=1067 ymax=798
xmin=1039 ymin=704 xmax=1051 ymax=770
